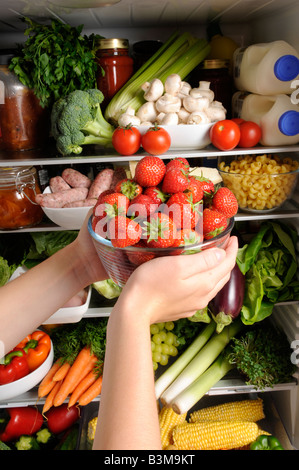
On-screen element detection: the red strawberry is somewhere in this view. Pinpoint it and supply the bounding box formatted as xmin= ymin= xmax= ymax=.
xmin=128 ymin=194 xmax=158 ymax=218
xmin=212 ymin=187 xmax=238 ymax=218
xmin=126 ymin=240 xmax=155 ymax=266
xmin=166 ymin=157 xmax=190 ymax=173
xmin=94 ymin=192 xmax=130 ymax=218
xmin=202 ymin=208 xmax=227 ymax=240
xmin=114 ymin=178 xmax=143 ymax=200
xmin=186 ymin=176 xmax=204 ymax=203
xmin=144 ymin=212 xmax=177 ymax=248
xmin=166 ymin=192 xmax=201 ymax=230
xmin=143 ymin=186 xmax=167 ymax=206
xmin=173 ymin=228 xmax=203 ymax=247
xmin=107 ymin=215 xmax=142 ymax=247
xmin=193 ymin=176 xmax=215 ymax=196
xmin=162 ymin=167 xmax=189 ymax=194
xmin=134 ymin=156 xmax=166 ymax=187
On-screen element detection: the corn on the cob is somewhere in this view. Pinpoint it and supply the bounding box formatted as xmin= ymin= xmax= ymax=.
xmin=87 ymin=417 xmax=98 ymax=442
xmin=189 ymin=398 xmax=265 ymax=423
xmin=172 ymin=420 xmax=267 ymax=450
xmin=159 ymin=406 xmax=187 ymax=449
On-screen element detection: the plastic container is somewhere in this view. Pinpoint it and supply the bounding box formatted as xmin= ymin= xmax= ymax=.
xmin=233 ymin=40 xmax=299 ymax=95
xmin=96 ymin=38 xmax=134 ymax=108
xmin=0 ymin=166 xmax=44 ymax=229
xmin=232 ymin=92 xmax=299 ymax=146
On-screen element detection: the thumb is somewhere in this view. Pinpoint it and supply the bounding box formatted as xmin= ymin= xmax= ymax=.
xmin=196 ymin=247 xmax=226 ymax=272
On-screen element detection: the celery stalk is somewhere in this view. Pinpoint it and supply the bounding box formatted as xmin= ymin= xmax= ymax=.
xmin=155 ymin=321 xmax=216 ymax=400
xmin=160 ymin=319 xmax=243 ymax=407
xmin=171 ymin=354 xmax=234 ymax=415
xmin=104 ymin=32 xmax=210 ymax=125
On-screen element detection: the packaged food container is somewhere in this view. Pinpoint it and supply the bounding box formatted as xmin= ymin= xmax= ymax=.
xmin=96 ymin=38 xmax=134 ymax=108
xmin=0 ymin=52 xmax=49 ymax=152
xmin=0 ymin=166 xmax=44 ymax=229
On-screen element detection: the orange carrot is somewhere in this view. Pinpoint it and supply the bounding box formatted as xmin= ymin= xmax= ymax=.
xmin=68 ymin=369 xmax=98 ymax=407
xmin=53 ymin=361 xmax=71 ymax=382
xmin=78 ymin=375 xmax=103 ymax=406
xmin=53 ymin=347 xmax=94 ymax=407
xmin=42 ymin=380 xmax=63 ymax=414
xmin=38 ymin=359 xmax=61 ymax=398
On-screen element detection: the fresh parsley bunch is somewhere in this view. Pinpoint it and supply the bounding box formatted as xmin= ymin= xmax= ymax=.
xmin=9 ymin=17 xmax=103 ymax=108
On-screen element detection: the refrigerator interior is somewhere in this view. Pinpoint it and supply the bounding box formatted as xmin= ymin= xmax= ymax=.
xmin=0 ymin=0 xmax=299 ymax=449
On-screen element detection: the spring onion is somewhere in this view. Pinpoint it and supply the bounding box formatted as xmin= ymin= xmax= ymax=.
xmin=104 ymin=31 xmax=210 ymax=125
xmin=159 ymin=319 xmax=243 ymax=407
xmin=155 ymin=321 xmax=216 ymax=400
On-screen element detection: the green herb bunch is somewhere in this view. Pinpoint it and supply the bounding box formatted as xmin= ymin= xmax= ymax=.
xmin=9 ymin=17 xmax=103 ymax=108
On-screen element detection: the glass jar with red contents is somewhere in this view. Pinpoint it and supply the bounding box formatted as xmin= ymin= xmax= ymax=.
xmin=96 ymin=38 xmax=134 ymax=109
xmin=0 ymin=166 xmax=44 ymax=229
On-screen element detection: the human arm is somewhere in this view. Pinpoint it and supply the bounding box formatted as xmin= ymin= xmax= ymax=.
xmin=93 ymin=236 xmax=239 ymax=450
xmin=0 ymin=214 xmax=107 ymax=354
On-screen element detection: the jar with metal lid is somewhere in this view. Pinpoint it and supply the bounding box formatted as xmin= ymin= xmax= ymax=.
xmin=0 ymin=52 xmax=50 ymax=152
xmin=0 ymin=166 xmax=44 ymax=229
xmin=96 ymin=38 xmax=134 ymax=108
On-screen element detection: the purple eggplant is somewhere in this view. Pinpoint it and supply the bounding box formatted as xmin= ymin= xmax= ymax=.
xmin=209 ymin=263 xmax=245 ymax=333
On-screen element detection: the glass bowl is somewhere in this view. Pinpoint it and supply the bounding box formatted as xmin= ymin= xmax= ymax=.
xmin=218 ymin=154 xmax=299 ymax=213
xmin=88 ymin=216 xmax=234 ymax=287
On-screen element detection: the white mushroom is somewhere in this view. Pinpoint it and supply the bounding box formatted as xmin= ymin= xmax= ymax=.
xmin=190 ymin=81 xmax=214 ymax=103
xmin=205 ymin=101 xmax=227 ymax=122
xmin=178 ymin=81 xmax=191 ymax=99
xmin=155 ymin=93 xmax=181 ymax=114
xmin=118 ymin=106 xmax=141 ymax=126
xmin=136 ymin=101 xmax=158 ymax=123
xmin=178 ymin=107 xmax=190 ymax=124
xmin=141 ymin=78 xmax=164 ymax=101
xmin=183 ymin=95 xmax=210 ymax=113
xmin=159 ymin=112 xmax=179 ymax=125
xmin=187 ymin=111 xmax=211 ymax=125
xmin=164 ymin=73 xmax=182 ymax=96
xmin=139 ymin=121 xmax=154 ymax=126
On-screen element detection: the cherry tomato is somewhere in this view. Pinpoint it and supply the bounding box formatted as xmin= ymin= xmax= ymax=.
xmin=238 ymin=121 xmax=262 ymax=148
xmin=210 ymin=120 xmax=241 ymax=151
xmin=45 ymin=404 xmax=80 ymax=434
xmin=141 ymin=126 xmax=171 ymax=155
xmin=112 ymin=126 xmax=141 ymax=156
xmin=231 ymin=118 xmax=245 ymax=125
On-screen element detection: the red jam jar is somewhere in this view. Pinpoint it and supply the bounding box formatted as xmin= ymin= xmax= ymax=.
xmin=0 ymin=166 xmax=43 ymax=229
xmin=96 ymin=38 xmax=134 ymax=109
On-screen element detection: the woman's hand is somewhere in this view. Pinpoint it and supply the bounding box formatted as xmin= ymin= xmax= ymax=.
xmin=117 ymin=236 xmax=239 ymax=325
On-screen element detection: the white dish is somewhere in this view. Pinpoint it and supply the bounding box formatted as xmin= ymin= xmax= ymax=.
xmin=40 ymin=187 xmax=93 ymax=230
xmin=0 ymin=341 xmax=54 ymax=402
xmin=136 ymin=123 xmax=213 ymax=150
xmin=42 ymin=285 xmax=92 ymax=324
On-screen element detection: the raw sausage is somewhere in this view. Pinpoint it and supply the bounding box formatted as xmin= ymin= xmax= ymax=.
xmin=35 ymin=187 xmax=89 ymax=208
xmin=49 ymin=176 xmax=71 ymax=193
xmin=63 ymin=198 xmax=97 ymax=208
xmin=62 ymin=168 xmax=92 ymax=188
xmin=87 ymin=168 xmax=114 ymax=199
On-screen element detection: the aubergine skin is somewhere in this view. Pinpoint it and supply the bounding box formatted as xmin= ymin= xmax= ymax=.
xmin=209 ymin=263 xmax=245 ymax=332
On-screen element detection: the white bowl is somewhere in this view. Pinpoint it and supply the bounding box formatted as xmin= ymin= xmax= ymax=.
xmin=42 ymin=286 xmax=92 ymax=324
xmin=41 ymin=187 xmax=93 ymax=230
xmin=0 ymin=340 xmax=54 ymax=402
xmin=137 ymin=123 xmax=213 ymax=150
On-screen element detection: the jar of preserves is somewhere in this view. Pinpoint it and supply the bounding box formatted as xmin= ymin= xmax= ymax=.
xmin=0 ymin=52 xmax=50 ymax=152
xmin=0 ymin=166 xmax=44 ymax=229
xmin=96 ymin=38 xmax=134 ymax=109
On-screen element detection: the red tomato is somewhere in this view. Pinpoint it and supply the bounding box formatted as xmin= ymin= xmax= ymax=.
xmin=45 ymin=404 xmax=80 ymax=434
xmin=238 ymin=121 xmax=262 ymax=148
xmin=231 ymin=118 xmax=245 ymax=125
xmin=112 ymin=126 xmax=141 ymax=156
xmin=210 ymin=120 xmax=241 ymax=151
xmin=141 ymin=126 xmax=171 ymax=155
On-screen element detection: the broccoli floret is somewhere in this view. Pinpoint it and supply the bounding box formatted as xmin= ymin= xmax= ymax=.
xmin=51 ymin=89 xmax=115 ymax=155
xmin=15 ymin=435 xmax=40 ymax=451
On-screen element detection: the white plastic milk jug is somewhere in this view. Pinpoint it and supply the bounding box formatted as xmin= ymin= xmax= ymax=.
xmin=233 ymin=40 xmax=299 ymax=95
xmin=232 ymin=92 xmax=299 ymax=146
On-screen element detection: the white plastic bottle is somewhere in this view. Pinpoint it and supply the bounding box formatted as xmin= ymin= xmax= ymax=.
xmin=232 ymin=92 xmax=299 ymax=146
xmin=233 ymin=40 xmax=299 ymax=95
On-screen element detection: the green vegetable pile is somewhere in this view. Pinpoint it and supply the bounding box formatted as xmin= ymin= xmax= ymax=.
xmin=237 ymin=221 xmax=299 ymax=325
xmin=9 ymin=17 xmax=102 ymax=108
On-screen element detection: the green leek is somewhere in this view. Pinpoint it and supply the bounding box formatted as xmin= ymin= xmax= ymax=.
xmin=155 ymin=321 xmax=216 ymax=400
xmin=104 ymin=32 xmax=210 ymax=125
xmin=160 ymin=319 xmax=243 ymax=407
xmin=171 ymin=354 xmax=234 ymax=415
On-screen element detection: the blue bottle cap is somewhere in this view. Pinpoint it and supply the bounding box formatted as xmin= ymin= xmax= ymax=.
xmin=274 ymin=55 xmax=299 ymax=82
xmin=278 ymin=111 xmax=299 ymax=136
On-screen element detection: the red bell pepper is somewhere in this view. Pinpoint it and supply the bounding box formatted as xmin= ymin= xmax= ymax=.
xmin=16 ymin=330 xmax=51 ymax=372
xmin=0 ymin=349 xmax=29 ymax=385
xmin=0 ymin=407 xmax=43 ymax=442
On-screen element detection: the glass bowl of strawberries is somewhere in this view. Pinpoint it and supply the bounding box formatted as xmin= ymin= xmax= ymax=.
xmin=88 ymin=156 xmax=237 ymax=287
